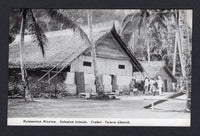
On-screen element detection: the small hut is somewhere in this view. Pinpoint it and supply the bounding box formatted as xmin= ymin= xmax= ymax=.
xmin=133 ymin=61 xmax=177 ymax=92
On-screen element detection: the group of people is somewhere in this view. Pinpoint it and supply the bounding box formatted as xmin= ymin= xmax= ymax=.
xmin=129 ymin=76 xmax=164 ymax=96
xmin=144 ymin=76 xmax=163 ymax=96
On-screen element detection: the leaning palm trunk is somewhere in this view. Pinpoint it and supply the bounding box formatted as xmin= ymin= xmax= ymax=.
xmin=176 ymin=10 xmax=186 ymax=79
xmin=173 ymin=10 xmax=189 ymax=110
xmin=172 ymin=10 xmax=186 ymax=82
xmin=24 ymin=71 xmax=32 ymax=101
xmin=172 ymin=32 xmax=178 ymax=76
xmin=91 ymin=45 xmax=104 ymax=94
xmin=87 ymin=10 xmax=104 ymax=94
xmin=18 ymin=9 xmax=47 ymax=101
xmin=147 ymin=37 xmax=150 ymax=62
xmin=19 ymin=17 xmax=26 ymax=100
xmin=19 ymin=15 xmax=32 ymax=101
xmin=177 ymin=30 xmax=186 ymax=78
xmin=144 ymin=33 xmax=151 ymax=62
xmin=144 ymin=26 xmax=151 ymax=62
xmin=19 ymin=17 xmax=25 ymax=83
xmin=172 ymin=32 xmax=178 ymax=91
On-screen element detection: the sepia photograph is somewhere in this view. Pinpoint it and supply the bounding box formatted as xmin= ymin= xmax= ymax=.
xmin=7 ymin=9 xmax=192 ymax=126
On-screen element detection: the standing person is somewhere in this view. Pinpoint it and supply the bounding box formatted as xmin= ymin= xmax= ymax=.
xmin=152 ymin=79 xmax=158 ymax=96
xmin=149 ymin=78 xmax=156 ymax=95
xmin=144 ymin=77 xmax=150 ymax=95
xmin=157 ymin=76 xmax=163 ymax=95
xmin=129 ymin=78 xmax=136 ymax=95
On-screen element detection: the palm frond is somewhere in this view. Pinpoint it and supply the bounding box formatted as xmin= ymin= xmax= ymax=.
xmin=138 ymin=10 xmax=149 ymax=35
xmin=150 ymin=15 xmax=167 ymax=32
xmin=137 ymin=17 xmax=144 ymax=35
xmin=170 ymin=10 xmax=176 ymax=18
xmin=121 ymin=21 xmax=137 ymax=35
xmin=121 ymin=13 xmax=135 ymax=28
xmin=150 ymin=23 xmax=158 ymax=34
xmin=121 ymin=12 xmax=140 ymax=35
xmin=45 ymin=9 xmax=91 ymax=44
xmin=169 ymin=10 xmax=179 ymax=28
xmin=28 ymin=9 xmax=47 ymax=56
xmin=9 ymin=21 xmax=20 ymax=44
xmin=150 ymin=23 xmax=162 ymax=45
xmin=159 ymin=14 xmax=168 ymax=30
xmin=154 ymin=35 xmax=162 ymax=45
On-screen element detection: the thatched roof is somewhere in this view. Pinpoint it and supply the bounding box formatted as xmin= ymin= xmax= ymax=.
xmin=141 ymin=61 xmax=177 ymax=83
xmin=110 ymin=25 xmax=144 ymax=72
xmin=83 ymin=25 xmax=144 ymax=72
xmin=9 ymin=26 xmax=109 ymax=69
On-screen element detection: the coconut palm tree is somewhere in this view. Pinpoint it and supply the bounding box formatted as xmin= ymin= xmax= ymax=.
xmin=171 ymin=10 xmax=187 ymax=79
xmin=169 ymin=10 xmax=192 ymax=88
xmin=87 ymin=10 xmax=105 ymax=95
xmin=121 ymin=10 xmax=150 ymax=61
xmin=121 ymin=9 xmax=170 ymax=62
xmin=45 ymin=9 xmax=104 ymax=95
xmin=170 ymin=10 xmax=191 ymax=111
xmin=18 ymin=9 xmax=47 ymax=101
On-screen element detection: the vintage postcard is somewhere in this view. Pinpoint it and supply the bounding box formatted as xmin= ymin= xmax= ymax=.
xmin=8 ymin=9 xmax=192 ymax=126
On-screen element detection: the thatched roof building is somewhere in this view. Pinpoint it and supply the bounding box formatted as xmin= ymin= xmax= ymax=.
xmin=9 ymin=26 xmax=110 ymax=69
xmin=9 ymin=24 xmax=143 ymax=72
xmin=140 ymin=61 xmax=177 ymax=92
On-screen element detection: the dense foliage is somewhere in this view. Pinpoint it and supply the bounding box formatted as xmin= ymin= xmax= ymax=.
xmin=9 ymin=9 xmax=127 ymax=42
xmin=120 ymin=10 xmax=192 ymax=78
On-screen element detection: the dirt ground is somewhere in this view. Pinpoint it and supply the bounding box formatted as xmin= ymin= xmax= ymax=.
xmin=7 ymin=92 xmax=190 ymax=119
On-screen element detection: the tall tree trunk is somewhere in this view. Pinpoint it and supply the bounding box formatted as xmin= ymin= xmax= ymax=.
xmin=187 ymin=27 xmax=190 ymax=54
xmin=19 ymin=16 xmax=32 ymax=101
xmin=19 ymin=17 xmax=27 ymax=100
xmin=145 ymin=31 xmax=151 ymax=62
xmin=128 ymin=32 xmax=135 ymax=52
xmin=176 ymin=10 xmax=190 ymax=111
xmin=19 ymin=17 xmax=25 ymax=83
xmin=177 ymin=27 xmax=186 ymax=78
xmin=145 ymin=23 xmax=151 ymax=62
xmin=87 ymin=10 xmax=104 ymax=94
xmin=147 ymin=36 xmax=150 ymax=62
xmin=172 ymin=32 xmax=178 ymax=76
xmin=172 ymin=32 xmax=178 ymax=91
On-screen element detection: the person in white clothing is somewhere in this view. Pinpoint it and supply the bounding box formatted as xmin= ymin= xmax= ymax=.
xmin=144 ymin=77 xmax=150 ymax=95
xmin=156 ymin=76 xmax=163 ymax=95
xmin=149 ymin=78 xmax=156 ymax=95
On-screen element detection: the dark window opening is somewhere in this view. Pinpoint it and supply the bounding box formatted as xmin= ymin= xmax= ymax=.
xmin=118 ymin=65 xmax=125 ymax=69
xmin=63 ymin=65 xmax=71 ymax=72
xmin=67 ymin=66 xmax=71 ymax=72
xmin=83 ymin=61 xmax=92 ymax=67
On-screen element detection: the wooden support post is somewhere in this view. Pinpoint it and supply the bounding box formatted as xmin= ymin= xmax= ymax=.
xmin=41 ymin=70 xmax=58 ymax=73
